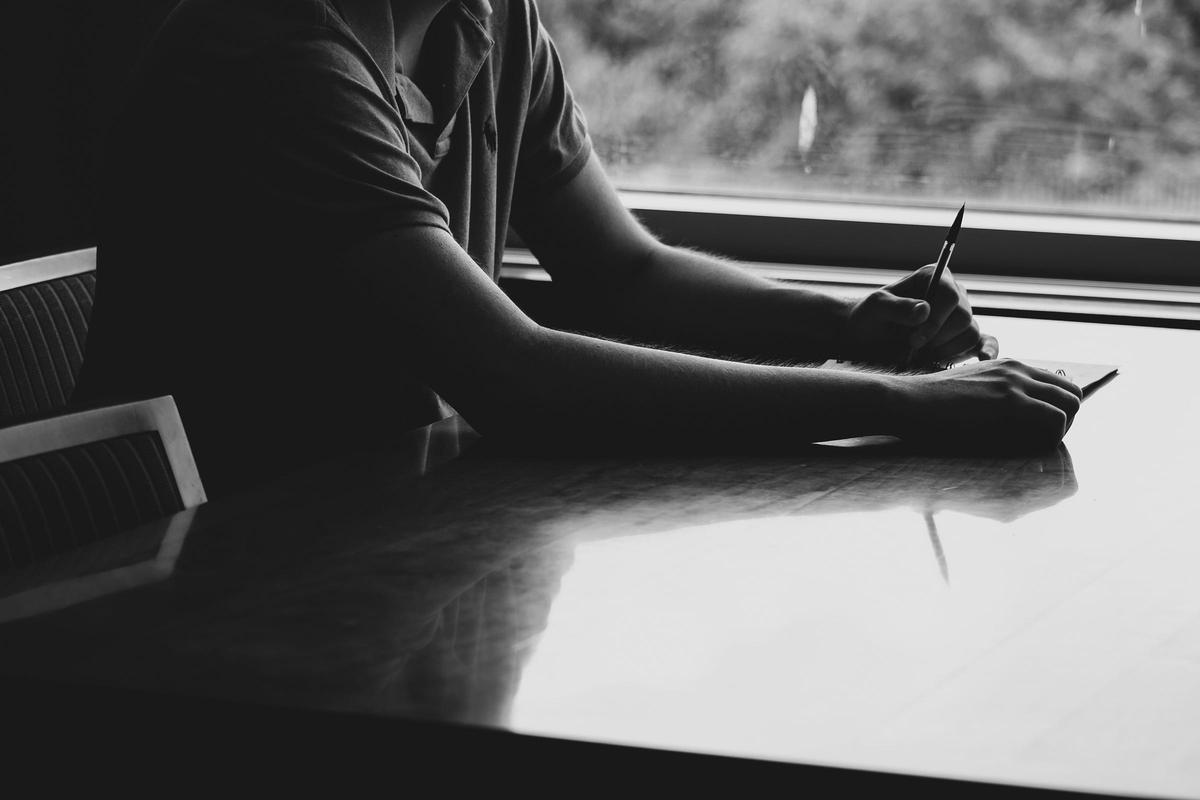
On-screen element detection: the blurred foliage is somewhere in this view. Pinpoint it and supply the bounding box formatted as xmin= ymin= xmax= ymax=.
xmin=538 ymin=0 xmax=1200 ymax=216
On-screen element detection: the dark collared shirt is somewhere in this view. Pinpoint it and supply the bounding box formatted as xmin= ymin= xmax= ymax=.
xmin=75 ymin=0 xmax=591 ymax=496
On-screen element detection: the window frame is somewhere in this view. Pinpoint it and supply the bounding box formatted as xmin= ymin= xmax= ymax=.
xmin=618 ymin=190 xmax=1200 ymax=286
xmin=502 ymin=190 xmax=1200 ymax=329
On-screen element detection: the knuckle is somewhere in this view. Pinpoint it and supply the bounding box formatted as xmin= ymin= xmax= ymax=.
xmin=991 ymin=357 xmax=1020 ymax=375
xmin=987 ymin=375 xmax=1020 ymax=402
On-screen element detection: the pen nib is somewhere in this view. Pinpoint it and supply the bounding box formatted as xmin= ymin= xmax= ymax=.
xmin=946 ymin=203 xmax=966 ymax=245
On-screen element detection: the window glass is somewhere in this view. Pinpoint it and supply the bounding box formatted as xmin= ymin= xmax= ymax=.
xmin=538 ymin=0 xmax=1200 ymax=221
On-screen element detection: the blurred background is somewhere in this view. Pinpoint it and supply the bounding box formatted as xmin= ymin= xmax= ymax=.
xmin=539 ymin=0 xmax=1200 ymax=220
xmin=4 ymin=1 xmax=1199 ymax=266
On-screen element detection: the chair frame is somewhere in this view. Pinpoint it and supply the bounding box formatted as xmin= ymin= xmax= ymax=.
xmin=0 ymin=395 xmax=207 ymax=508
xmin=0 ymin=247 xmax=96 ymax=292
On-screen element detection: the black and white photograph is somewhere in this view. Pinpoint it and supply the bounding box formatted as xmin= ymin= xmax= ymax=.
xmin=1 ymin=2 xmax=1197 ymax=796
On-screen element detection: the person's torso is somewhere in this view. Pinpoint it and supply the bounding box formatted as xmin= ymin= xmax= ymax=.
xmin=74 ymin=0 xmax=541 ymax=496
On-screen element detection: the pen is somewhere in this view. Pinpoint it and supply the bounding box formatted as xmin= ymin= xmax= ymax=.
xmin=906 ymin=203 xmax=965 ymax=367
xmin=923 ymin=202 xmax=965 ymax=303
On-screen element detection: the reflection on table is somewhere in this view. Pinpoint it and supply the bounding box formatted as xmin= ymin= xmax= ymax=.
xmin=2 ymin=316 xmax=1199 ymax=799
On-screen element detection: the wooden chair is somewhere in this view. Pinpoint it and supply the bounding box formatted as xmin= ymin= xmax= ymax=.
xmin=0 ymin=395 xmax=206 ymax=573
xmin=0 ymin=247 xmax=97 ymax=423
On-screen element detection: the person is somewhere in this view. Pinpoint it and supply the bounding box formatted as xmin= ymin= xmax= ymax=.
xmin=73 ymin=0 xmax=1082 ymax=498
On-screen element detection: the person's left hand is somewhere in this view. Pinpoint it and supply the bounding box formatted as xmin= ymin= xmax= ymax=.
xmin=839 ymin=263 xmax=999 ymax=366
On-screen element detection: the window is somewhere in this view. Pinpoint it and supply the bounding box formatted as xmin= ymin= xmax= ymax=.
xmin=532 ymin=0 xmax=1200 ymax=293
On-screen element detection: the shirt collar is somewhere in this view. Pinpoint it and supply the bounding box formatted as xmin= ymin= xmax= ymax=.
xmin=404 ymin=0 xmax=494 ymax=133
xmin=461 ymin=0 xmax=493 ymax=19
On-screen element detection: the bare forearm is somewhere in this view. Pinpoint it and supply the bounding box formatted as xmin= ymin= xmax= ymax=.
xmin=348 ymin=222 xmax=1074 ymax=460
xmin=587 ymin=243 xmax=853 ymax=362
xmin=455 ymin=324 xmax=905 ymax=450
xmin=342 ymin=227 xmax=885 ymax=449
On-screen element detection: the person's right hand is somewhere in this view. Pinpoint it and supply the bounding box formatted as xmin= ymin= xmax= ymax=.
xmin=898 ymin=358 xmax=1083 ymax=451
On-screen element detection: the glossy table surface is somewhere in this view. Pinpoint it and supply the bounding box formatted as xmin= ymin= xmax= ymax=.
xmin=3 ymin=315 xmax=1199 ymax=797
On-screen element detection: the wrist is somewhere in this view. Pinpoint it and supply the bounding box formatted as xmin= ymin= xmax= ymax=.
xmin=827 ymin=294 xmax=857 ymax=360
xmin=881 ymin=373 xmax=927 ymax=439
xmin=821 ymin=369 xmax=916 ymax=439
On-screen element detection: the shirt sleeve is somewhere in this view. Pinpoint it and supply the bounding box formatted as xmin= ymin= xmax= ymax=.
xmin=232 ymin=26 xmax=453 ymax=246
xmin=513 ymin=1 xmax=593 ymax=204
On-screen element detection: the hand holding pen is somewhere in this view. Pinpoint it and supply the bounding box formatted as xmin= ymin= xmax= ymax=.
xmin=904 ymin=203 xmax=968 ymax=367
xmin=839 ymin=203 xmax=997 ymax=367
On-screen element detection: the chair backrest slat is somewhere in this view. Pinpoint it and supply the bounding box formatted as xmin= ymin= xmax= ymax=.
xmin=0 ymin=249 xmax=97 ymax=423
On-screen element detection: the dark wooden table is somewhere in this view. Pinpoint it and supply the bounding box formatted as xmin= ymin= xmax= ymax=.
xmin=2 ymin=315 xmax=1197 ymax=797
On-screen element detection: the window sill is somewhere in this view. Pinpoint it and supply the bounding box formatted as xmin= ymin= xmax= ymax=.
xmin=501 ymin=249 xmax=1200 ymax=329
